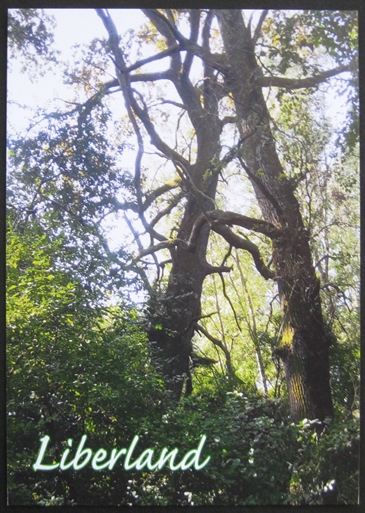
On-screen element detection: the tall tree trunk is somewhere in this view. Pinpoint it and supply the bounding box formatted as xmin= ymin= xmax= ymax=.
xmin=147 ymin=63 xmax=222 ymax=401
xmin=99 ymin=8 xmax=223 ymax=402
xmin=149 ymin=187 xmax=217 ymax=400
xmin=217 ymin=10 xmax=333 ymax=422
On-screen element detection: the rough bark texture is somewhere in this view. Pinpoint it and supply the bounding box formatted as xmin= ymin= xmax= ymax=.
xmin=217 ymin=10 xmax=333 ymax=422
xmin=149 ymin=184 xmax=219 ymax=400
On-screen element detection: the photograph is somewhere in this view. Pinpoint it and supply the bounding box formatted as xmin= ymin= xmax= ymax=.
xmin=6 ymin=4 xmax=360 ymax=506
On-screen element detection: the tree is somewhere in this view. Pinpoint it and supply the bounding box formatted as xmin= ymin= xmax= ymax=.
xmin=6 ymin=10 xmax=360 ymax=504
xmin=95 ymin=9 xmax=357 ymax=419
xmin=8 ymin=9 xmax=358 ymax=422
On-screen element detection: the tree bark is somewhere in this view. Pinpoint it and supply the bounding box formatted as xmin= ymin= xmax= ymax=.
xmin=217 ymin=9 xmax=334 ymax=422
xmin=98 ymin=8 xmax=223 ymax=401
xmin=144 ymin=9 xmax=223 ymax=401
xmin=149 ymin=188 xmax=218 ymax=400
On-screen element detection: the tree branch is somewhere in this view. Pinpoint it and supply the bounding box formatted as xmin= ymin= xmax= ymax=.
xmin=182 ymin=9 xmax=200 ymax=77
xmin=252 ymin=10 xmax=269 ymax=46
xmin=156 ymin=98 xmax=185 ymax=110
xmin=130 ymin=70 xmax=172 ymax=82
xmin=221 ymin=115 xmax=237 ymax=126
xmin=188 ymin=209 xmax=281 ymax=251
xmin=137 ymin=238 xmax=188 ymax=259
xmin=262 ymin=64 xmax=351 ymax=90
xmin=143 ymin=8 xmax=229 ymax=74
xmin=113 ymin=197 xmax=139 ymax=213
xmin=219 ymin=272 xmax=241 ymax=331
xmin=143 ymin=181 xmax=181 ymax=210
xmin=148 ymin=192 xmax=185 ymax=228
xmin=97 ymin=8 xmax=190 ymax=171
xmin=208 ymin=209 xmax=282 ymax=238
xmin=123 ymin=213 xmax=144 ymax=252
xmin=196 ymin=323 xmax=225 ymax=350
xmin=237 ymin=156 xmax=284 ymax=219
xmin=211 ymin=224 xmax=275 ymax=280
xmin=122 ymin=45 xmax=181 ymax=74
xmin=203 ymin=262 xmax=232 ymax=276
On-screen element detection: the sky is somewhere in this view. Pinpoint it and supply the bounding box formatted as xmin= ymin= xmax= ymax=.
xmin=7 ymin=9 xmax=155 ymax=260
xmin=7 ymin=8 xmax=351 ymax=135
xmin=7 ymin=9 xmax=145 ymax=132
xmin=7 ymin=8 xmax=355 ymax=261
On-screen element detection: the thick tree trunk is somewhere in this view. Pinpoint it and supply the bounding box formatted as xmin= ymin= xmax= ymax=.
xmin=148 ymin=175 xmax=219 ymax=401
xmin=272 ymin=230 xmax=333 ymax=422
xmin=217 ymin=10 xmax=333 ymax=422
xmin=148 ymin=119 xmax=221 ymax=402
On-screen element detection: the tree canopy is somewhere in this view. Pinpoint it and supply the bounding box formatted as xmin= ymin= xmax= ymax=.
xmin=6 ymin=8 xmax=360 ymax=506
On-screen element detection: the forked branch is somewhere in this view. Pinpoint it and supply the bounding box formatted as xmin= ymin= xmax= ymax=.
xmin=212 ymin=224 xmax=274 ymax=280
xmin=188 ymin=209 xmax=281 ymax=251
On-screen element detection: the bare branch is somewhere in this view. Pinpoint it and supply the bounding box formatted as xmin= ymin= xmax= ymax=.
xmin=221 ymin=115 xmax=237 ymax=126
xmin=321 ymin=282 xmax=353 ymax=309
xmin=211 ymin=224 xmax=275 ymax=280
xmin=123 ymin=213 xmax=143 ymax=252
xmin=137 ymin=238 xmax=188 ymax=259
xmin=191 ymin=352 xmax=217 ymax=367
xmin=219 ymin=272 xmax=241 ymax=331
xmin=124 ymin=212 xmax=162 ymax=281
xmin=262 ymin=64 xmax=352 ymax=90
xmin=252 ymin=10 xmax=269 ymax=46
xmin=188 ymin=209 xmax=281 ymax=251
xmin=182 ymin=9 xmax=200 ymax=76
xmin=97 ymin=8 xmax=190 ymax=170
xmin=143 ymin=8 xmax=229 ymax=74
xmin=123 ymin=45 xmax=181 ymax=73
xmin=208 ymin=209 xmax=282 ymax=238
xmin=130 ymin=70 xmax=172 ymax=83
xmin=203 ymin=263 xmax=232 ymax=276
xmin=113 ymin=197 xmax=139 ymax=213
xmin=143 ymin=181 xmax=181 ymax=210
xmin=237 ymin=156 xmax=284 ymax=219
xmin=196 ymin=323 xmax=226 ymax=351
xmin=149 ymin=192 xmax=185 ymax=228
xmin=174 ymin=161 xmax=216 ymax=209
xmin=314 ymin=254 xmax=340 ymax=268
xmin=156 ymin=98 xmax=185 ymax=110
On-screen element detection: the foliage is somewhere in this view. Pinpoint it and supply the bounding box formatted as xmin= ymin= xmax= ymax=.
xmin=7 ymin=217 xmax=359 ymax=505
xmin=6 ymin=217 xmax=359 ymax=505
xmin=286 ymin=416 xmax=359 ymax=505
xmin=7 ymin=220 xmax=162 ymax=504
xmin=8 ymin=9 xmax=58 ymax=77
xmin=261 ymin=10 xmax=358 ymax=152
